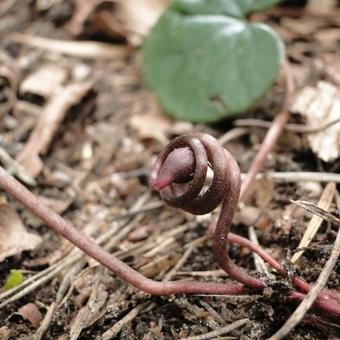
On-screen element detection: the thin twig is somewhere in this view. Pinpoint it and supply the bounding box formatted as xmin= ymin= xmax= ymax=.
xmin=2 ymin=31 xmax=128 ymax=60
xmin=235 ymin=117 xmax=340 ymax=133
xmin=164 ymin=237 xmax=207 ymax=281
xmin=180 ymin=318 xmax=249 ymax=340
xmin=101 ymin=302 xmax=151 ymax=340
xmin=218 ymin=127 xmax=249 ymax=146
xmin=240 ymin=58 xmax=295 ymax=200
xmin=240 ymin=110 xmax=290 ymax=200
xmin=70 ymin=267 xmax=105 ymax=340
xmin=291 ymin=200 xmax=340 ymax=225
xmin=250 ymin=172 xmax=340 ymax=183
xmin=291 ymin=182 xmax=336 ymax=263
xmin=248 ymin=226 xmax=272 ymax=278
xmin=199 ymin=300 xmax=226 ymax=326
xmin=0 ymin=147 xmax=36 ymax=185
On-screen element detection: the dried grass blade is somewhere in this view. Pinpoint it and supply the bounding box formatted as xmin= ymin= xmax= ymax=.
xmin=291 ymin=182 xmax=336 ymax=263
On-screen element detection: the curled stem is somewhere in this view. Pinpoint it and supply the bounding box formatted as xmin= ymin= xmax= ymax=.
xmin=0 ymin=133 xmax=339 ymax=317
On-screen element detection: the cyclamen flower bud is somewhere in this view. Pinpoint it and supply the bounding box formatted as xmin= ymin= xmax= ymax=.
xmin=150 ymin=147 xmax=195 ymax=191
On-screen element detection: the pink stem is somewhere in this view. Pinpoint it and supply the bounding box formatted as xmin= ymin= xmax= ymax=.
xmin=0 ymin=165 xmax=244 ymax=296
xmin=229 ymin=233 xmax=340 ymax=304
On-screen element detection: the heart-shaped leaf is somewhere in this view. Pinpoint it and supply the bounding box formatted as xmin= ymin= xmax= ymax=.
xmin=143 ymin=0 xmax=284 ymax=122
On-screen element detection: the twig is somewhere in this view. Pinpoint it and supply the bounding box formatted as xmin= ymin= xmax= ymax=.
xmin=240 ymin=58 xmax=295 ymax=200
xmin=234 ymin=117 xmax=340 ymax=133
xmin=250 ymin=172 xmax=340 ymax=183
xmin=69 ymin=267 xmax=105 ymax=340
xmin=180 ymin=318 xmax=249 ymax=340
xmin=164 ymin=236 xmax=207 ymax=281
xmin=291 ymin=182 xmax=336 ymax=263
xmin=248 ymin=226 xmax=272 ymax=278
xmin=34 ymin=260 xmax=86 ymax=340
xmin=16 ymin=82 xmax=92 ymax=177
xmin=218 ymin=127 xmax=249 ymax=146
xmin=176 ymin=297 xmax=221 ymax=330
xmin=101 ymin=302 xmax=151 ymax=340
xmin=199 ymin=300 xmax=226 ymax=326
xmin=240 ymin=110 xmax=290 ymax=200
xmin=33 ymin=302 xmax=57 ymax=340
xmin=2 ymin=31 xmax=128 ymax=59
xmin=0 ymin=147 xmax=36 ymax=185
xmin=268 ymin=215 xmax=340 ymax=339
xmin=291 ymin=200 xmax=340 ymax=226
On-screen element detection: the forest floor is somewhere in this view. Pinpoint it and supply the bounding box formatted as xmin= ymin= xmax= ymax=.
xmin=0 ymin=1 xmax=339 ymax=339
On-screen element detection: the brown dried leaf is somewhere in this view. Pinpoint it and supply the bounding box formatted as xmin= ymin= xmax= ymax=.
xmin=0 ymin=199 xmax=42 ymax=262
xmin=17 ymin=303 xmax=42 ymax=328
xmin=291 ymin=81 xmax=340 ymax=162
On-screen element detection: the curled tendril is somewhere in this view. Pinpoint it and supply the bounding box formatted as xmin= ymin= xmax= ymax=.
xmin=150 ymin=133 xmax=265 ymax=290
xmin=0 ymin=133 xmax=339 ymax=317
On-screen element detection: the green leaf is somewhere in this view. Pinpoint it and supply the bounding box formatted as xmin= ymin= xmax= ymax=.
xmin=4 ymin=269 xmax=24 ymax=290
xmin=143 ymin=0 xmax=284 ymax=122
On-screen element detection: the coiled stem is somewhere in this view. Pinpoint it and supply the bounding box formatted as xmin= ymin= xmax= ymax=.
xmin=150 ymin=133 xmax=265 ymax=290
xmin=0 ymin=133 xmax=339 ymax=317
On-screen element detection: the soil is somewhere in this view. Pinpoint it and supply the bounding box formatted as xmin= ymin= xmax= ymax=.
xmin=0 ymin=1 xmax=339 ymax=339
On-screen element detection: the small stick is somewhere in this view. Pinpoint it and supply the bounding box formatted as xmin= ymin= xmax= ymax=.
xmin=101 ymin=302 xmax=151 ymax=340
xmin=218 ymin=127 xmax=249 ymax=145
xmin=291 ymin=182 xmax=336 ymax=263
xmin=248 ymin=226 xmax=273 ymax=278
xmin=250 ymin=171 xmax=340 ymax=183
xmin=240 ymin=58 xmax=295 ymax=200
xmin=180 ymin=318 xmax=249 ymax=340
xmin=234 ymin=117 xmax=340 ymax=134
xmin=240 ymin=110 xmax=290 ymax=200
